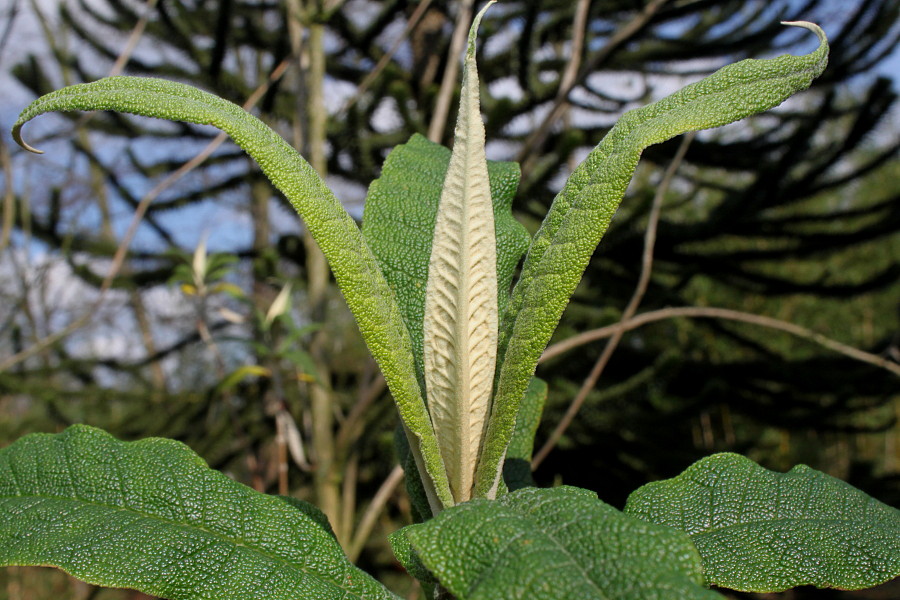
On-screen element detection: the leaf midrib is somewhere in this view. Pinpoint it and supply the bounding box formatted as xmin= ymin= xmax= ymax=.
xmin=464 ymin=506 xmax=611 ymax=600
xmin=692 ymin=515 xmax=898 ymax=539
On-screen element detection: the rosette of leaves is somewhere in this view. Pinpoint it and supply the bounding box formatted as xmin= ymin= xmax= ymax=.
xmin=7 ymin=3 xmax=896 ymax=599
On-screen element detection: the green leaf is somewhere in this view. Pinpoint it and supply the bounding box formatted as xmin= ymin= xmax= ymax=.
xmin=388 ymin=527 xmax=437 ymax=585
xmin=476 ymin=22 xmax=830 ymax=498
xmin=0 ymin=425 xmax=398 ymax=600
xmin=624 ymin=453 xmax=900 ymax=592
xmin=402 ymin=486 xmax=724 ymax=600
xmin=276 ymin=495 xmax=338 ymax=540
xmin=362 ymin=134 xmax=527 ymax=381
xmin=502 ymin=377 xmax=547 ymax=492
xmin=12 ymin=75 xmax=452 ymax=510
xmin=215 ymin=364 xmax=270 ymax=393
xmin=394 ymin=426 xmax=432 ymax=524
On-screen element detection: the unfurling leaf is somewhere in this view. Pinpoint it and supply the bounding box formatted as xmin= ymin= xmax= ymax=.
xmin=362 ymin=134 xmax=528 ymax=384
xmin=423 ymin=1 xmax=497 ymax=504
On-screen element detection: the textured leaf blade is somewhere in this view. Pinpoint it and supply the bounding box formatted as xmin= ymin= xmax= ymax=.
xmin=423 ymin=2 xmax=497 ymax=504
xmin=476 ymin=23 xmax=830 ymax=497
xmin=624 ymin=453 xmax=900 ymax=592
xmin=362 ymin=134 xmax=527 ymax=383
xmin=12 ymin=76 xmax=452 ymax=509
xmin=401 ymin=486 xmax=724 ymax=600
xmin=388 ymin=527 xmax=437 ymax=585
xmin=502 ymin=377 xmax=547 ymax=492
xmin=0 ymin=425 xmax=398 ymax=600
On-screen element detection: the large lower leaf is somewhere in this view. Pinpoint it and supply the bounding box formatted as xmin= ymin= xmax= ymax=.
xmin=12 ymin=76 xmax=452 ymax=509
xmin=624 ymin=453 xmax=900 ymax=592
xmin=0 ymin=425 xmax=398 ymax=600
xmin=397 ymin=486 xmax=723 ymax=600
xmin=475 ymin=23 xmax=830 ymax=498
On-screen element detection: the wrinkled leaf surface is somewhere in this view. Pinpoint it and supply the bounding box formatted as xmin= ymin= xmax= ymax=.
xmin=400 ymin=486 xmax=724 ymax=599
xmin=624 ymin=453 xmax=900 ymax=592
xmin=0 ymin=426 xmax=398 ymax=600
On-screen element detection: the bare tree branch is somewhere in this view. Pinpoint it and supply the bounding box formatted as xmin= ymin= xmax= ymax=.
xmin=0 ymin=58 xmax=291 ymax=373
xmin=338 ymin=0 xmax=434 ymax=117
xmin=428 ymin=0 xmax=474 ymax=143
xmin=517 ymin=0 xmax=669 ymax=171
xmin=533 ymin=131 xmax=694 ymax=469
xmin=541 ymin=305 xmax=900 ymax=378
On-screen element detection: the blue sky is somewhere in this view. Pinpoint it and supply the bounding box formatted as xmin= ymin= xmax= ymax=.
xmin=1 ymin=0 xmax=897 ymax=257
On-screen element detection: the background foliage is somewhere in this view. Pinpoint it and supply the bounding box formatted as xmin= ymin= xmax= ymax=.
xmin=0 ymin=0 xmax=897 ymax=598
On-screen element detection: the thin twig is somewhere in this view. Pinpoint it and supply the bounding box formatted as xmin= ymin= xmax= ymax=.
xmin=405 ymin=580 xmax=422 ymax=600
xmin=517 ymin=0 xmax=669 ymax=170
xmin=278 ymin=406 xmax=312 ymax=471
xmin=347 ymin=464 xmax=405 ymax=562
xmin=66 ymin=0 xmax=160 ymax=137
xmin=0 ymin=0 xmax=21 ymax=64
xmin=532 ymin=132 xmax=694 ymax=469
xmin=340 ymin=453 xmax=359 ymax=548
xmin=541 ymin=306 xmax=900 ymax=378
xmin=557 ymin=0 xmax=591 ymax=94
xmin=427 ymin=0 xmax=474 ymax=143
xmin=337 ymin=0 xmax=433 ymax=117
xmin=0 ymin=139 xmax=14 ymax=253
xmin=0 ymin=58 xmax=291 ymax=373
xmin=109 ymin=0 xmax=159 ymax=76
xmin=335 ymin=369 xmax=386 ymax=453
xmin=276 ymin=412 xmax=290 ymax=496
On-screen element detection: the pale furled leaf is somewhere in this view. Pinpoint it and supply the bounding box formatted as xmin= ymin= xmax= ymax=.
xmin=362 ymin=134 xmax=527 ymax=385
xmin=423 ymin=1 xmax=497 ymax=504
xmin=624 ymin=452 xmax=900 ymax=592
xmin=191 ymin=236 xmax=207 ymax=288
xmin=264 ymin=282 xmax=292 ymax=327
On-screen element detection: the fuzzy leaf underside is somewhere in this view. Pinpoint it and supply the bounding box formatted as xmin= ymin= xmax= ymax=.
xmin=423 ymin=2 xmax=498 ymax=504
xmin=0 ymin=425 xmax=398 ymax=600
xmin=363 ymin=133 xmax=526 ymax=507
xmin=12 ymin=76 xmax=452 ymax=508
xmin=398 ymin=486 xmax=724 ymax=600
xmin=362 ymin=134 xmax=527 ymax=384
xmin=624 ymin=453 xmax=900 ymax=592
xmin=475 ymin=23 xmax=830 ymax=498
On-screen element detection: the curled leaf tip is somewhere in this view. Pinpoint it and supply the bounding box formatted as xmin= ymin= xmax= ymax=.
xmin=11 ymin=124 xmax=43 ymax=154
xmin=780 ymin=20 xmax=826 ymax=43
xmin=468 ymin=1 xmax=496 ymax=54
